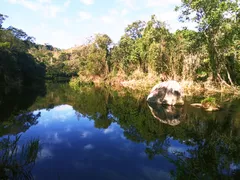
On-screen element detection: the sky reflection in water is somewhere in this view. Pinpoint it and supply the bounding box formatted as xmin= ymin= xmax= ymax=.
xmin=16 ymin=104 xmax=182 ymax=180
xmin=2 ymin=83 xmax=240 ymax=179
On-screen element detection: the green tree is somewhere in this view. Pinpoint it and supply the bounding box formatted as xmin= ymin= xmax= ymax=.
xmin=176 ymin=0 xmax=240 ymax=84
xmin=58 ymin=52 xmax=71 ymax=61
xmin=141 ymin=15 xmax=171 ymax=74
xmin=93 ymin=34 xmax=113 ymax=74
xmin=0 ymin=14 xmax=8 ymax=29
xmin=0 ymin=14 xmax=46 ymax=91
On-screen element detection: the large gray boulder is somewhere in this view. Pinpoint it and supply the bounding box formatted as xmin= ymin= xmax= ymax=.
xmin=147 ymin=80 xmax=184 ymax=105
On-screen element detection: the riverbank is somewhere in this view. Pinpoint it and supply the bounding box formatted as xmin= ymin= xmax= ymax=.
xmin=69 ymin=71 xmax=240 ymax=98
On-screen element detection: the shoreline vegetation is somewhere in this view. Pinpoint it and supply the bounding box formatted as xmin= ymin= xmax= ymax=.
xmin=69 ymin=70 xmax=240 ymax=97
xmin=1 ymin=0 xmax=240 ymax=102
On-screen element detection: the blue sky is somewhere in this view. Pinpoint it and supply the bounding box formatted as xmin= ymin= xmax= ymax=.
xmin=0 ymin=0 xmax=195 ymax=49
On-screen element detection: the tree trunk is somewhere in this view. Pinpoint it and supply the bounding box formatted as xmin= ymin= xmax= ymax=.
xmin=105 ymin=49 xmax=110 ymax=75
xmin=225 ymin=65 xmax=234 ymax=85
xmin=208 ymin=47 xmax=217 ymax=82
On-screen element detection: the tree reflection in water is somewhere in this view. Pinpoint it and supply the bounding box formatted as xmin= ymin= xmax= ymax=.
xmin=1 ymin=83 xmax=240 ymax=179
xmin=0 ymin=112 xmax=41 ymax=137
xmin=32 ymin=83 xmax=240 ymax=179
xmin=146 ymin=101 xmax=240 ymax=179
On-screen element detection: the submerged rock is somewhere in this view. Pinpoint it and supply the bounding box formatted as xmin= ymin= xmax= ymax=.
xmin=147 ymin=80 xmax=184 ymax=105
xmin=190 ymin=103 xmax=221 ymax=111
xmin=191 ymin=97 xmax=221 ymax=112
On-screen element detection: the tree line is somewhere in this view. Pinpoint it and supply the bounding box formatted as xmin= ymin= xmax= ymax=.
xmin=0 ymin=0 xmax=240 ymax=92
xmin=67 ymin=0 xmax=240 ymax=86
xmin=0 ymin=14 xmax=46 ymax=93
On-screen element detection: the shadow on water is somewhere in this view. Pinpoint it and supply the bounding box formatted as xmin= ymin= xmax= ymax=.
xmin=0 ymin=85 xmax=46 ymax=136
xmin=0 ymin=81 xmax=46 ymax=122
xmin=1 ymin=83 xmax=240 ymax=179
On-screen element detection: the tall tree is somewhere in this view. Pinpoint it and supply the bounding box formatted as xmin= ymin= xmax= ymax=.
xmin=176 ymin=0 xmax=240 ymax=84
xmin=94 ymin=34 xmax=113 ymax=74
xmin=141 ymin=15 xmax=171 ymax=73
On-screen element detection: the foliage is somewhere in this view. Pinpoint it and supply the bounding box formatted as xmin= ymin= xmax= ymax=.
xmin=176 ymin=0 xmax=240 ymax=84
xmin=2 ymin=0 xmax=240 ymax=89
xmin=0 ymin=14 xmax=46 ymax=92
xmin=0 ymin=135 xmax=40 ymax=179
xmin=58 ymin=1 xmax=239 ymax=88
xmin=201 ymin=96 xmax=217 ymax=106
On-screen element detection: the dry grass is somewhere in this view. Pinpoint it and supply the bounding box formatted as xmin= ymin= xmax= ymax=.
xmin=71 ymin=70 xmax=240 ymax=98
xmin=105 ymin=69 xmax=128 ymax=87
xmin=120 ymin=70 xmax=160 ymax=92
xmin=180 ymin=80 xmax=240 ymax=97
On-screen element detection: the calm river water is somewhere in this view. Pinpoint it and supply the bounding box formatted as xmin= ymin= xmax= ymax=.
xmin=1 ymin=83 xmax=240 ymax=179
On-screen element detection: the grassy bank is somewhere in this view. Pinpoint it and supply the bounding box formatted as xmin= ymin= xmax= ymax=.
xmin=69 ymin=70 xmax=240 ymax=98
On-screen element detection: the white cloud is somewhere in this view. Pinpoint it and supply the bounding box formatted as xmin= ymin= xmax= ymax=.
xmin=7 ymin=0 xmax=66 ymax=18
xmin=81 ymin=131 xmax=91 ymax=138
xmin=123 ymin=19 xmax=131 ymax=26
xmin=109 ymin=9 xmax=119 ymax=15
xmin=80 ymin=0 xmax=94 ymax=5
xmin=120 ymin=134 xmax=126 ymax=139
xmin=53 ymin=132 xmax=62 ymax=143
xmin=63 ymin=17 xmax=71 ymax=26
xmin=54 ymin=105 xmax=73 ymax=111
xmin=103 ymin=126 xmax=114 ymax=134
xmin=84 ymin=144 xmax=94 ymax=150
xmin=147 ymin=0 xmax=181 ymax=7
xmin=8 ymin=0 xmax=39 ymax=11
xmin=139 ymin=152 xmax=147 ymax=158
xmin=108 ymin=8 xmax=128 ymax=18
xmin=121 ymin=8 xmax=128 ymax=16
xmin=118 ymin=0 xmax=137 ymax=9
xmin=44 ymin=132 xmax=63 ymax=144
xmin=64 ymin=0 xmax=71 ymax=7
xmin=168 ymin=146 xmax=186 ymax=154
xmin=78 ymin=11 xmax=92 ymax=21
xmin=34 ymin=104 xmax=75 ymax=126
xmin=8 ymin=0 xmax=17 ymax=3
xmin=20 ymin=0 xmax=39 ymax=11
xmin=43 ymin=5 xmax=62 ymax=18
xmin=100 ymin=16 xmax=115 ymax=24
xmin=38 ymin=0 xmax=51 ymax=3
xmin=158 ymin=11 xmax=179 ymax=22
xmin=6 ymin=0 xmax=195 ymax=49
xmin=65 ymin=126 xmax=72 ymax=132
xmin=38 ymin=147 xmax=53 ymax=160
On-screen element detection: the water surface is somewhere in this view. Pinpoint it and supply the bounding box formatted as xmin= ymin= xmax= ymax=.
xmin=1 ymin=83 xmax=240 ymax=179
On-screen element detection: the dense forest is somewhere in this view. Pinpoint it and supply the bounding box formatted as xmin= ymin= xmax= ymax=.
xmin=0 ymin=0 xmax=240 ymax=94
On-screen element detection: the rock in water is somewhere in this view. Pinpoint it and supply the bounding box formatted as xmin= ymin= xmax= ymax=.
xmin=147 ymin=80 xmax=184 ymax=105
xmin=147 ymin=102 xmax=183 ymax=126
